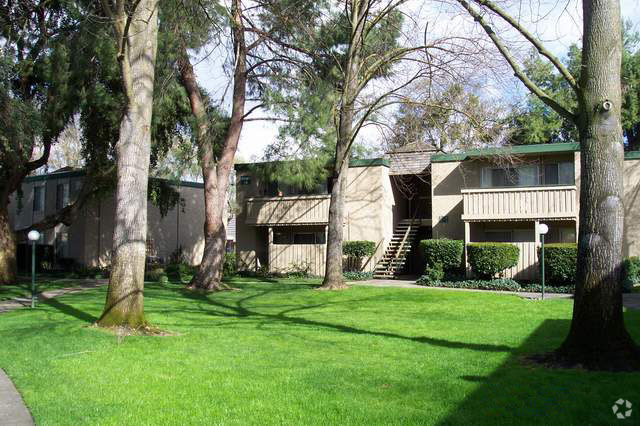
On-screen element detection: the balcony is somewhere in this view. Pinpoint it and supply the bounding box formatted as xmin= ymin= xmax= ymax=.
xmin=245 ymin=195 xmax=330 ymax=225
xmin=461 ymin=185 xmax=578 ymax=221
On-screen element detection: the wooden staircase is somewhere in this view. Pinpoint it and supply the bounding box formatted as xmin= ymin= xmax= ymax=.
xmin=373 ymin=218 xmax=420 ymax=279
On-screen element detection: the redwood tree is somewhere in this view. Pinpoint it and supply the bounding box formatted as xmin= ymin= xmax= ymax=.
xmin=457 ymin=0 xmax=639 ymax=369
xmin=98 ymin=0 xmax=159 ymax=327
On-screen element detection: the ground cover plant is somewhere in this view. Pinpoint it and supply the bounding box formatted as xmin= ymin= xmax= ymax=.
xmin=0 ymin=277 xmax=639 ymax=425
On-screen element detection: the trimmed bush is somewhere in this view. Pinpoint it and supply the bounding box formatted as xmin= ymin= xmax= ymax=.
xmin=419 ymin=239 xmax=464 ymax=272
xmin=623 ymin=256 xmax=640 ymax=292
xmin=343 ymin=241 xmax=376 ymax=258
xmin=422 ymin=262 xmax=444 ymax=284
xmin=343 ymin=240 xmax=376 ymax=272
xmin=540 ymin=243 xmax=577 ymax=285
xmin=343 ymin=271 xmax=373 ymax=281
xmin=223 ymin=252 xmax=237 ymax=277
xmin=467 ymin=243 xmax=519 ymax=279
xmin=145 ymin=267 xmax=166 ymax=282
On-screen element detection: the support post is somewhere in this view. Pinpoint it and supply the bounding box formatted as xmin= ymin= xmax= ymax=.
xmin=464 ymin=221 xmax=471 ymax=278
xmin=31 ymin=240 xmax=36 ymax=309
xmin=268 ymin=226 xmax=273 ymax=273
xmin=541 ymin=233 xmax=545 ymax=300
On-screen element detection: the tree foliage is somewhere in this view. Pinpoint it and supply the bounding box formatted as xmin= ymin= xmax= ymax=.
xmin=508 ymin=22 xmax=640 ymax=149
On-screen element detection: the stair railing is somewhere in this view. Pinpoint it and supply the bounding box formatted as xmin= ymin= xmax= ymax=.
xmin=390 ymin=211 xmax=419 ymax=271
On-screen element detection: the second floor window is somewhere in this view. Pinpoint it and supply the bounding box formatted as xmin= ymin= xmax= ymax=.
xmin=56 ymin=183 xmax=70 ymax=209
xmin=481 ymin=165 xmax=539 ymax=187
xmin=481 ymin=161 xmax=575 ymax=188
xmin=544 ymin=162 xmax=574 ymax=185
xmin=33 ymin=185 xmax=45 ymax=213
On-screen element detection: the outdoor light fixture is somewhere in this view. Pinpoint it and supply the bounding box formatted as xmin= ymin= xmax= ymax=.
xmin=538 ymin=224 xmax=549 ymax=300
xmin=27 ymin=230 xmax=40 ymax=308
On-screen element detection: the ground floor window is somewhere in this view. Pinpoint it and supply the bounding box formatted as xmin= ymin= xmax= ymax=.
xmin=272 ymin=226 xmax=326 ymax=245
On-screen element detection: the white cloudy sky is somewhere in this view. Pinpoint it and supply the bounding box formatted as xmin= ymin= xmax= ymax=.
xmin=194 ymin=0 xmax=640 ymax=161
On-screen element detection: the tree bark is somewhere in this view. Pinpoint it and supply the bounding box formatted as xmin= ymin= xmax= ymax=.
xmin=554 ymin=0 xmax=640 ymax=370
xmin=0 ymin=200 xmax=16 ymax=286
xmin=98 ymin=0 xmax=158 ymax=328
xmin=318 ymin=0 xmax=368 ymax=290
xmin=181 ymin=0 xmax=246 ymax=291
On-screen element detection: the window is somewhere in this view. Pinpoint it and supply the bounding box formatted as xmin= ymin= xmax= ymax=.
xmin=484 ymin=230 xmax=512 ymax=242
xmin=260 ymin=178 xmax=329 ymax=197
xmin=56 ymin=183 xmax=70 ymax=209
xmin=294 ymin=233 xmax=315 ymax=244
xmin=33 ymin=185 xmax=45 ymax=212
xmin=273 ymin=229 xmax=326 ymax=245
xmin=481 ymin=165 xmax=540 ymax=188
xmin=273 ymin=230 xmax=292 ymax=245
xmin=544 ymin=162 xmax=575 ymax=185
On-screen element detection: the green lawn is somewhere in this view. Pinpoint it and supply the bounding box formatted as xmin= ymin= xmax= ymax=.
xmin=0 ymin=277 xmax=639 ymax=425
xmin=0 ymin=277 xmax=93 ymax=301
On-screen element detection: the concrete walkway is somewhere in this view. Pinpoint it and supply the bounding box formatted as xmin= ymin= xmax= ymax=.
xmin=352 ymin=279 xmax=640 ymax=308
xmin=0 ymin=369 xmax=34 ymax=426
xmin=0 ymin=279 xmax=107 ymax=314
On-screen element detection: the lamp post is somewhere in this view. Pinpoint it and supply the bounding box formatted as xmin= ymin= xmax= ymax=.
xmin=538 ymin=223 xmax=549 ymax=300
xmin=27 ymin=230 xmax=40 ymax=308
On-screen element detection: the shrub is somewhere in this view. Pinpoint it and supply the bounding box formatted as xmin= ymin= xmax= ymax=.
xmin=415 ymin=277 xmax=574 ymax=294
xmin=343 ymin=240 xmax=376 ymax=272
xmin=286 ymin=261 xmax=312 ymax=278
xmin=623 ymin=256 xmax=640 ymax=292
xmin=166 ymin=262 xmax=196 ymax=282
xmin=223 ymin=252 xmax=237 ymax=277
xmin=467 ymin=243 xmax=519 ymax=279
xmin=145 ymin=267 xmax=166 ymax=282
xmin=343 ymin=241 xmax=376 ymax=258
xmin=422 ymin=262 xmax=444 ymax=284
xmin=343 ymin=271 xmax=373 ymax=281
xmin=539 ymin=243 xmax=577 ymax=285
xmin=419 ymin=239 xmax=464 ymax=272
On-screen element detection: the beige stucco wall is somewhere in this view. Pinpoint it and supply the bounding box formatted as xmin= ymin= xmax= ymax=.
xmin=433 ymin=151 xmax=640 ymax=260
xmin=9 ymin=176 xmax=205 ymax=267
xmin=235 ymin=163 xmax=394 ymax=274
xmin=623 ymin=158 xmax=640 ymax=258
xmin=431 ymin=153 xmax=577 ymax=240
xmin=84 ymin=185 xmax=205 ymax=267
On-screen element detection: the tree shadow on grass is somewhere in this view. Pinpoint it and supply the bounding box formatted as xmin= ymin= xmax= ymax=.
xmin=157 ymin=285 xmax=514 ymax=354
xmin=41 ymin=297 xmax=99 ymax=323
xmin=438 ymin=318 xmax=640 ymax=425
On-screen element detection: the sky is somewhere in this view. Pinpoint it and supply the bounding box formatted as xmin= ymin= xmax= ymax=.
xmin=194 ymin=0 xmax=640 ymax=162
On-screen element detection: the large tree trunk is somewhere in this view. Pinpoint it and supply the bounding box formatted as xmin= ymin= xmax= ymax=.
xmin=0 ymin=201 xmax=16 ymax=286
xmin=98 ymin=0 xmax=158 ymax=328
xmin=318 ymin=0 xmax=368 ymax=290
xmin=320 ymin=151 xmax=350 ymax=289
xmin=554 ymin=0 xmax=640 ymax=370
xmin=182 ymin=0 xmax=246 ymax=291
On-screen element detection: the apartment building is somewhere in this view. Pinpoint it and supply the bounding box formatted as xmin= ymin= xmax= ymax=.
xmin=8 ymin=168 xmax=207 ymax=268
xmin=235 ymin=143 xmax=640 ymax=279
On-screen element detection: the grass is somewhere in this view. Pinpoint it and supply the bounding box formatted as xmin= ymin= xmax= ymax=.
xmin=0 ymin=277 xmax=98 ymax=301
xmin=0 ymin=277 xmax=639 ymax=425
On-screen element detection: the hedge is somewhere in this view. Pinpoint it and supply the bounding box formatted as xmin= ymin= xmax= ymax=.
xmin=343 ymin=241 xmax=376 ymax=258
xmin=623 ymin=256 xmax=640 ymax=292
xmin=415 ymin=277 xmax=574 ymax=294
xmin=540 ymin=243 xmax=577 ymax=285
xmin=467 ymin=243 xmax=519 ymax=279
xmin=343 ymin=271 xmax=373 ymax=281
xmin=223 ymin=252 xmax=237 ymax=277
xmin=343 ymin=240 xmax=376 ymax=272
xmin=419 ymin=239 xmax=464 ymax=271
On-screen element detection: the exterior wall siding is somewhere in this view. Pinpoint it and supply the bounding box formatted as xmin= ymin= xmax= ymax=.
xmin=235 ymin=163 xmax=394 ymax=274
xmin=8 ymin=174 xmax=205 ymax=267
